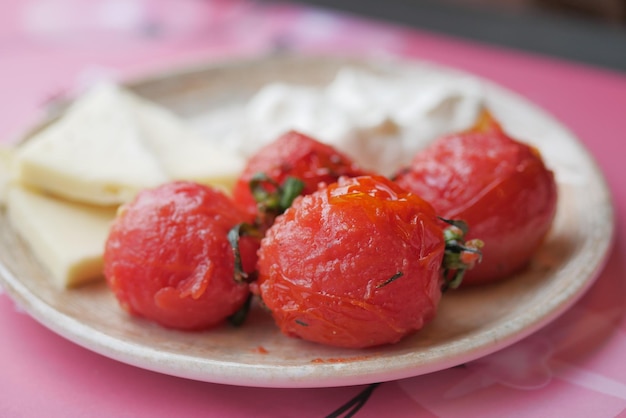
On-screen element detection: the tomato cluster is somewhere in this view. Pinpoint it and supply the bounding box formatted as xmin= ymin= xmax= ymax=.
xmin=103 ymin=113 xmax=556 ymax=348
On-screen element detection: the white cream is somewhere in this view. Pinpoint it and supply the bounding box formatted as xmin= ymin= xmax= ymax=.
xmin=191 ymin=65 xmax=485 ymax=175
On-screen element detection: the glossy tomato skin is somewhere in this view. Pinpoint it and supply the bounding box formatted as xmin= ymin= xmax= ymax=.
xmin=104 ymin=181 xmax=258 ymax=330
xmin=394 ymin=113 xmax=557 ymax=285
xmin=256 ymin=175 xmax=445 ymax=349
xmin=232 ymin=130 xmax=369 ymax=219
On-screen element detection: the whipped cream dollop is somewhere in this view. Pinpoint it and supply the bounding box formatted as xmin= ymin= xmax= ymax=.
xmin=191 ymin=65 xmax=486 ymax=175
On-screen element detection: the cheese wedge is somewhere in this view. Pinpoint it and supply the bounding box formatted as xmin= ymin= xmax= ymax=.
xmin=6 ymin=184 xmax=117 ymax=288
xmin=0 ymin=145 xmax=13 ymax=206
xmin=13 ymin=83 xmax=245 ymax=206
xmin=133 ymin=94 xmax=244 ymax=192
xmin=14 ymin=83 xmax=167 ymax=205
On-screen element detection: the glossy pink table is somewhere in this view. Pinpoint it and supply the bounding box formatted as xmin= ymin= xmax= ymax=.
xmin=2 ymin=1 xmax=625 ymax=417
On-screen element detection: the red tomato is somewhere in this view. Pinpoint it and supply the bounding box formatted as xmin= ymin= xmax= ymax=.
xmin=232 ymin=130 xmax=369 ymax=225
xmin=256 ymin=175 xmax=447 ymax=348
xmin=103 ymin=181 xmax=258 ymax=330
xmin=394 ymin=110 xmax=557 ymax=285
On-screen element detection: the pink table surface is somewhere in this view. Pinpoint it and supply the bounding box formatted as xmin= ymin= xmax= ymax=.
xmin=2 ymin=1 xmax=626 ymax=417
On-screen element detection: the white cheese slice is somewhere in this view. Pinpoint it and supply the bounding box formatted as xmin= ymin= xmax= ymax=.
xmin=0 ymin=145 xmax=13 ymax=206
xmin=133 ymin=95 xmax=245 ymax=192
xmin=6 ymin=184 xmax=117 ymax=288
xmin=14 ymin=83 xmax=168 ymax=205
xmin=13 ymin=82 xmax=244 ymax=205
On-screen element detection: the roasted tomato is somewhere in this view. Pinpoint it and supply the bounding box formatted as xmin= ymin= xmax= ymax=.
xmin=103 ymin=181 xmax=258 ymax=330
xmin=232 ymin=130 xmax=369 ymax=227
xmin=255 ymin=175 xmax=478 ymax=349
xmin=394 ymin=110 xmax=557 ymax=285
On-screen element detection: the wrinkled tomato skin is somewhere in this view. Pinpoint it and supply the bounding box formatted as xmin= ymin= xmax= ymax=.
xmin=256 ymin=175 xmax=445 ymax=349
xmin=104 ymin=181 xmax=258 ymax=331
xmin=232 ymin=130 xmax=369 ymax=218
xmin=394 ymin=117 xmax=557 ymax=285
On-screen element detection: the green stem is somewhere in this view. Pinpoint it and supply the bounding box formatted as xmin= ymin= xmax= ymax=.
xmin=228 ymin=293 xmax=253 ymax=327
xmin=439 ymin=218 xmax=484 ymax=291
xmin=250 ymin=172 xmax=305 ymax=218
xmin=228 ymin=222 xmax=261 ymax=284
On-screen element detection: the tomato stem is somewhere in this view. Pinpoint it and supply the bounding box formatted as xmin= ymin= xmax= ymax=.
xmin=228 ymin=222 xmax=261 ymax=284
xmin=250 ymin=173 xmax=305 ymax=225
xmin=439 ymin=218 xmax=484 ymax=291
xmin=228 ymin=293 xmax=253 ymax=327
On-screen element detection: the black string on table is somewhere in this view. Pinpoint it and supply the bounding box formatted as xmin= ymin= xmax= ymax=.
xmin=326 ymin=383 xmax=382 ymax=418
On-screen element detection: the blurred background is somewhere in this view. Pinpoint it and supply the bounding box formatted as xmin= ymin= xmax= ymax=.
xmin=297 ymin=0 xmax=626 ymax=72
xmin=4 ymin=0 xmax=624 ymax=73
xmin=443 ymin=0 xmax=625 ymax=23
xmin=383 ymin=0 xmax=626 ymax=23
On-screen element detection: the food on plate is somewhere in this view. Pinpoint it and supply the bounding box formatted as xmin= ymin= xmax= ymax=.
xmin=6 ymin=185 xmax=117 ymax=288
xmin=13 ymin=82 xmax=245 ymax=206
xmin=255 ymin=175 xmax=481 ymax=348
xmin=2 ymin=61 xmax=559 ymax=349
xmin=394 ymin=110 xmax=557 ymax=285
xmin=232 ymin=130 xmax=369 ymax=228
xmin=103 ymin=181 xmax=258 ymax=330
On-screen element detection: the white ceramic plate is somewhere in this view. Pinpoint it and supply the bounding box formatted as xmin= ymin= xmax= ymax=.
xmin=0 ymin=54 xmax=614 ymax=388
